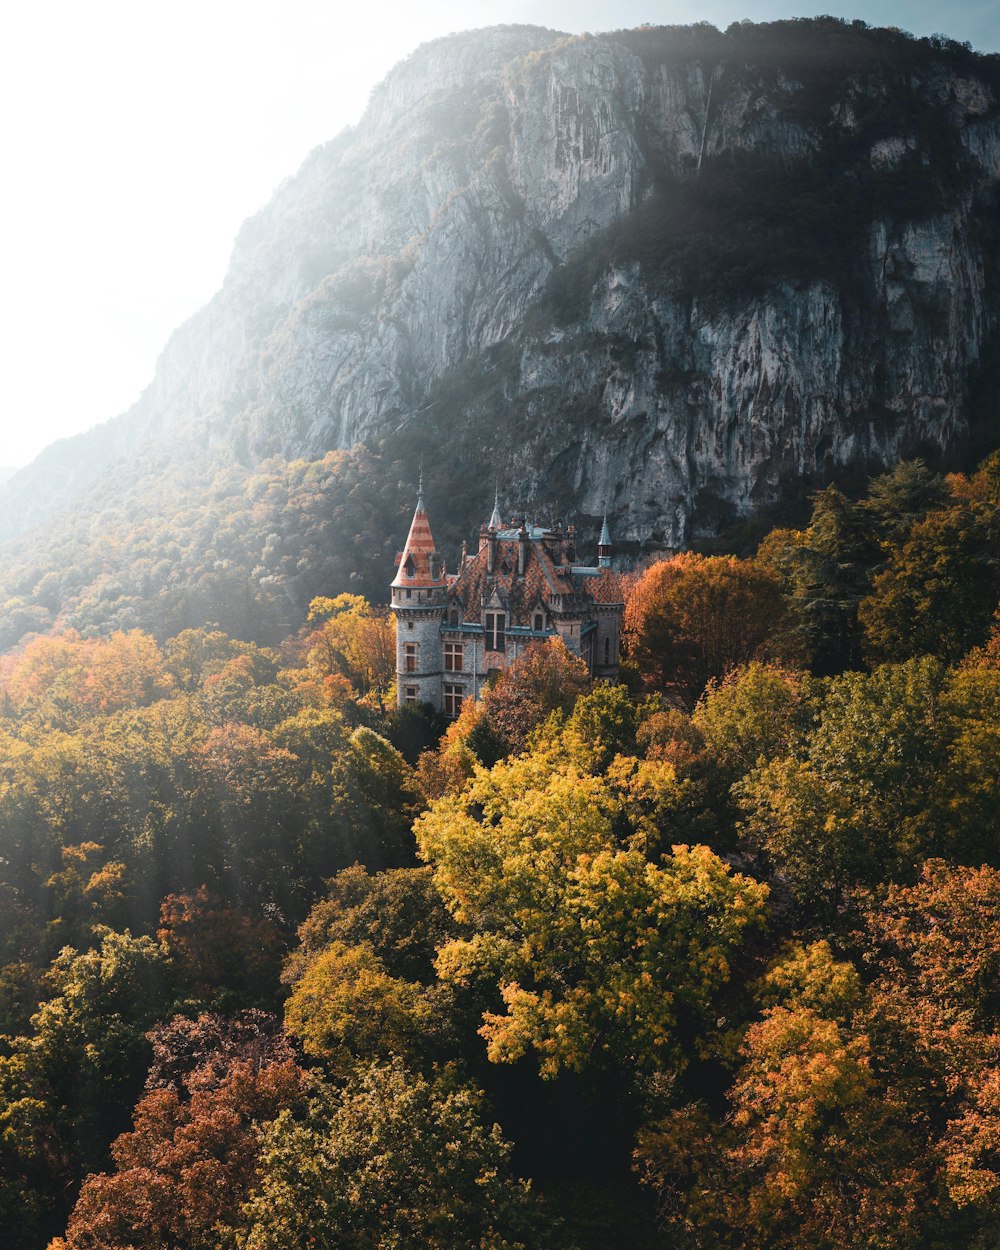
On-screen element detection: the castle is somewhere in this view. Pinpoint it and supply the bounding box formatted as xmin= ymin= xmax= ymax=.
xmin=390 ymin=483 xmax=626 ymax=714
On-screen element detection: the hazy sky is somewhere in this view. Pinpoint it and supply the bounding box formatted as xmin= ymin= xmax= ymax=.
xmin=0 ymin=1 xmax=997 ymax=469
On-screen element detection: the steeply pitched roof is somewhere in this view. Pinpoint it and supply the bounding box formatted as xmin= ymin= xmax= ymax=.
xmin=488 ymin=490 xmax=503 ymax=531
xmin=391 ymin=495 xmax=447 ymax=589
xmin=449 ymin=534 xmax=625 ymax=623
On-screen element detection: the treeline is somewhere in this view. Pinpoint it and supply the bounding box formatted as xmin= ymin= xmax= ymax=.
xmin=2 ymin=455 xmax=1000 ymax=1247
xmin=0 ymin=445 xmax=412 ymax=652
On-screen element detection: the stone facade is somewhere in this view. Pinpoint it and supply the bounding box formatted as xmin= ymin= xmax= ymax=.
xmin=391 ymin=491 xmax=627 ymax=715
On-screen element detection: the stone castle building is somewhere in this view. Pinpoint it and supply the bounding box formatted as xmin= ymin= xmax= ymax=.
xmin=390 ymin=483 xmax=627 ymax=714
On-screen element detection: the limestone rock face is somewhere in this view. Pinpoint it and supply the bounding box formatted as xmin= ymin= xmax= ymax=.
xmin=2 ymin=22 xmax=998 ymax=548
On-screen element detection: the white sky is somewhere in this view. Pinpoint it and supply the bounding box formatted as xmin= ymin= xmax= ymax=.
xmin=0 ymin=0 xmax=997 ymax=469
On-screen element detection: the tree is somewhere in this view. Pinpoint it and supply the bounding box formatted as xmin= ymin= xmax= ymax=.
xmin=692 ymin=662 xmax=813 ymax=782
xmin=736 ymin=657 xmax=957 ymax=910
xmin=477 ymin=638 xmax=592 ymax=759
xmin=237 ymin=1060 xmax=541 ymax=1250
xmin=27 ymin=930 xmax=175 ymax=1168
xmin=303 ymin=593 xmax=396 ymax=703
xmin=287 ymin=864 xmax=453 ymax=985
xmin=860 ymin=502 xmax=1000 ymax=664
xmin=157 ymin=888 xmax=285 ymax=1012
xmin=283 ymin=942 xmax=446 ymax=1075
xmin=58 ymin=1054 xmax=308 ymax=1250
xmin=758 ymin=486 xmax=876 ymax=673
xmin=417 ymin=754 xmax=767 ymax=1077
xmin=637 ymin=861 xmax=1000 ymax=1250
xmin=861 ymin=458 xmax=950 ymax=547
xmin=624 ymin=553 xmax=790 ymax=709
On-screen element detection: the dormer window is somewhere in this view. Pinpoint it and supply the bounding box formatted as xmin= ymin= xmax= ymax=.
xmin=403 ymin=555 xmax=415 ymax=578
xmin=484 ymin=612 xmax=506 ymax=652
xmin=533 ymin=613 xmax=544 ymax=632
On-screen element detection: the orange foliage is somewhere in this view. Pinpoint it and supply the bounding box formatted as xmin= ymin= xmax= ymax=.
xmin=2 ymin=629 xmax=173 ymax=715
xmin=60 ymin=1057 xmax=307 ymax=1250
xmin=624 ymin=553 xmax=789 ymax=710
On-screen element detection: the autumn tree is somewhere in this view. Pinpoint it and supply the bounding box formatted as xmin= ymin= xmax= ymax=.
xmin=304 ymin=593 xmax=396 ymax=703
xmin=476 ymin=637 xmax=592 ymax=759
xmin=624 ymin=553 xmax=789 ymax=710
xmin=58 ymin=1019 xmax=308 ymax=1250
xmin=417 ymin=752 xmax=767 ymax=1077
xmin=636 ymin=894 xmax=1000 ymax=1250
xmin=157 ymin=888 xmax=285 ymax=1011
xmin=860 ymin=500 xmax=1000 ymax=663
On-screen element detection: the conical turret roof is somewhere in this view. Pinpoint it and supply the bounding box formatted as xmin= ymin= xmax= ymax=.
xmin=489 ymin=488 xmax=503 ymax=531
xmin=391 ymin=483 xmax=447 ymax=589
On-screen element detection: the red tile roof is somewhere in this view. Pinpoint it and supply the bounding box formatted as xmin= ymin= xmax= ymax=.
xmin=390 ymin=498 xmax=447 ymax=590
xmin=449 ymin=535 xmax=624 ymax=623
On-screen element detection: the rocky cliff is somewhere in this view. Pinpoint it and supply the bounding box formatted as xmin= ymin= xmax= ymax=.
xmin=1 ymin=18 xmax=998 ymax=575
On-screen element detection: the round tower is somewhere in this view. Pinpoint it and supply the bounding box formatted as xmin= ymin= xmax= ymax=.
xmin=390 ymin=478 xmax=448 ymax=709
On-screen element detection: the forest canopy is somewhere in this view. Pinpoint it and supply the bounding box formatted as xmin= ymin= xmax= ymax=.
xmin=0 ymin=453 xmax=999 ymax=1249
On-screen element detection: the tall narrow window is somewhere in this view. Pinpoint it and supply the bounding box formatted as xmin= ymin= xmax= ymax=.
xmin=484 ymin=612 xmax=506 ymax=652
xmin=533 ymin=613 xmax=544 ymax=632
xmin=443 ymin=684 xmax=464 ymax=717
xmin=403 ymin=685 xmax=418 ymax=703
xmin=604 ymin=636 xmax=611 ymax=665
xmin=404 ymin=642 xmax=418 ymax=673
xmin=444 ymin=641 xmax=464 ymax=672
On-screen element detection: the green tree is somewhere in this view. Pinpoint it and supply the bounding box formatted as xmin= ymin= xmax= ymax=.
xmin=692 ymin=662 xmax=813 ymax=783
xmin=736 ymin=657 xmax=957 ymax=910
xmin=417 ymin=754 xmax=767 ymax=1077
xmin=238 ymin=1060 xmax=542 ymax=1250
xmin=758 ymin=485 xmax=876 ymax=673
xmin=860 ymin=501 xmax=1000 ymax=664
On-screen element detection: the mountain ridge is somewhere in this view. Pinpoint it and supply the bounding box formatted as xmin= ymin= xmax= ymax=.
xmin=0 ymin=18 xmax=997 ymax=646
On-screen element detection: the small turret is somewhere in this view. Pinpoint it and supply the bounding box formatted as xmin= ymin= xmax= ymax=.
xmin=489 ymin=488 xmax=503 ymax=532
xmin=598 ymin=512 xmax=613 ymax=568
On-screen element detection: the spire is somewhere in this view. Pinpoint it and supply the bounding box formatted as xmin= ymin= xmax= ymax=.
xmin=417 ymin=465 xmax=425 ymax=508
xmin=489 ymin=487 xmax=502 ymax=532
xmin=391 ymin=482 xmax=447 ymax=590
xmin=598 ymin=511 xmax=613 ymax=568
